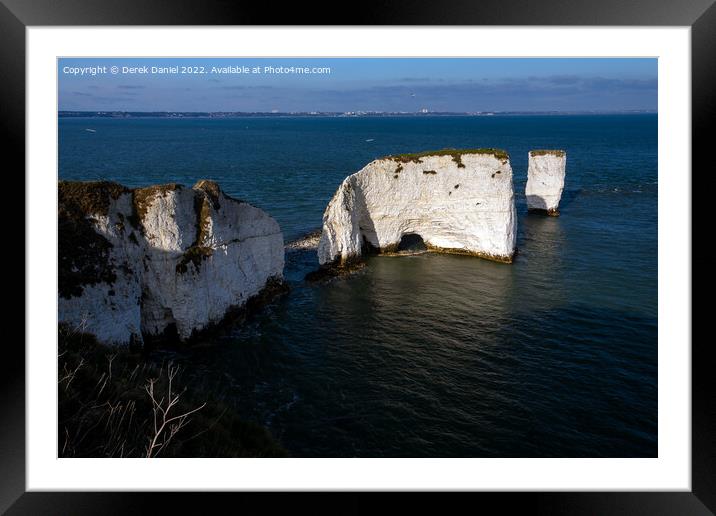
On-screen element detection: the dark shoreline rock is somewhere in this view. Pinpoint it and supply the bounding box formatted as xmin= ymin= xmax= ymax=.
xmin=528 ymin=207 xmax=561 ymax=217
xmin=141 ymin=276 xmax=290 ymax=349
xmin=304 ymin=260 xmax=366 ymax=283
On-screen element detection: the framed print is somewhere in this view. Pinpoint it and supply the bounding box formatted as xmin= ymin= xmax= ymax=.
xmin=4 ymin=0 xmax=714 ymax=513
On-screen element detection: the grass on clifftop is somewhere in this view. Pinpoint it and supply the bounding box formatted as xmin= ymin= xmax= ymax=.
xmin=59 ymin=181 xmax=130 ymax=217
xmin=530 ymin=149 xmax=566 ymax=157
xmin=58 ymin=325 xmax=286 ymax=458
xmin=385 ymin=148 xmax=509 ymax=167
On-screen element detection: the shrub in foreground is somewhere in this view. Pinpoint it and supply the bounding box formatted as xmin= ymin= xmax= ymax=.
xmin=58 ymin=324 xmax=287 ymax=457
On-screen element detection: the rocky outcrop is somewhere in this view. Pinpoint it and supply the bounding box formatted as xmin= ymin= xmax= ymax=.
xmin=317 ymin=149 xmax=517 ymax=268
xmin=59 ymin=180 xmax=285 ymax=347
xmin=285 ymin=229 xmax=321 ymax=251
xmin=525 ymin=150 xmax=566 ymax=216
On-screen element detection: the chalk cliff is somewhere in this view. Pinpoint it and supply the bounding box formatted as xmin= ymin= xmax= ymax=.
xmin=58 ymin=180 xmax=284 ymax=346
xmin=525 ymin=150 xmax=566 ymax=216
xmin=317 ymin=149 xmax=517 ymax=267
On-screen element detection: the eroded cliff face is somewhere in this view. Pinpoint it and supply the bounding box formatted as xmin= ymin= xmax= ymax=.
xmin=525 ymin=150 xmax=566 ymax=215
xmin=58 ymin=180 xmax=284 ymax=346
xmin=317 ymin=149 xmax=517 ymax=267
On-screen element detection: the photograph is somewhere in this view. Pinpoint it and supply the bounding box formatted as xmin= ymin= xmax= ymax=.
xmin=56 ymin=56 xmax=658 ymax=459
xmin=3 ymin=0 xmax=710 ymax=507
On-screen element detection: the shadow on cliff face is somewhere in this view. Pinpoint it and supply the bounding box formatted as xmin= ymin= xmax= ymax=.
xmin=525 ymin=194 xmax=551 ymax=211
xmin=518 ymin=188 xmax=581 ymax=215
xmin=58 ymin=181 xmax=126 ymax=299
xmin=352 ymin=182 xmax=380 ymax=251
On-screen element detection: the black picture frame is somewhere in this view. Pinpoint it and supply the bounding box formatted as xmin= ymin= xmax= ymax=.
xmin=3 ymin=0 xmax=713 ymax=513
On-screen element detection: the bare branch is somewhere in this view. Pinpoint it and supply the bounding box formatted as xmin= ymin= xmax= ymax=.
xmin=144 ymin=364 xmax=205 ymax=458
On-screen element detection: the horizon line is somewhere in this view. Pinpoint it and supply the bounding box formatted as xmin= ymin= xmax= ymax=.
xmin=59 ymin=109 xmax=657 ymax=116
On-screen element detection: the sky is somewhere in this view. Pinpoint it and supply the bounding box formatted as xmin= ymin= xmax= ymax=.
xmin=58 ymin=58 xmax=658 ymax=113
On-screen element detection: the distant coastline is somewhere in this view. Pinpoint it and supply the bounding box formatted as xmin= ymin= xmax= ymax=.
xmin=58 ymin=110 xmax=657 ymax=119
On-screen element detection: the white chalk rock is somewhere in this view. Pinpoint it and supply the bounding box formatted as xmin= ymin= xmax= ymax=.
xmin=317 ymin=150 xmax=517 ymax=266
xmin=58 ymin=180 xmax=284 ymax=346
xmin=525 ymin=150 xmax=566 ymax=215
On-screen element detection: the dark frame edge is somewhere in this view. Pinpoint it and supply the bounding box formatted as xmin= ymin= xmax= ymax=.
xmin=6 ymin=0 xmax=714 ymax=514
xmin=691 ymin=0 xmax=716 ymax=514
xmin=0 ymin=1 xmax=26 ymax=515
xmin=0 ymin=0 xmax=715 ymax=25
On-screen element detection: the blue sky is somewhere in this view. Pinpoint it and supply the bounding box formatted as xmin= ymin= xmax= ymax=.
xmin=58 ymin=58 xmax=657 ymax=112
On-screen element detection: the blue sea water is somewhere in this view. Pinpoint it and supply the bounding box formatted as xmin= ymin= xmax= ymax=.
xmin=59 ymin=115 xmax=658 ymax=457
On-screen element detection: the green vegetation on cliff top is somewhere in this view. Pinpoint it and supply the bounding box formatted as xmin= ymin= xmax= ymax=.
xmin=385 ymin=148 xmax=510 ymax=166
xmin=530 ymin=149 xmax=566 ymax=157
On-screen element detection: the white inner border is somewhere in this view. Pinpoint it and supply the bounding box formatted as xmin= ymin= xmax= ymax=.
xmin=27 ymin=27 xmax=691 ymax=491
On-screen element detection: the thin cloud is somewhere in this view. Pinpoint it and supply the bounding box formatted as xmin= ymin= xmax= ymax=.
xmin=220 ymin=85 xmax=274 ymax=90
xmin=59 ymin=73 xmax=656 ymax=112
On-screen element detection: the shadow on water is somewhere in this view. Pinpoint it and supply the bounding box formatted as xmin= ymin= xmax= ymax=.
xmin=558 ymin=187 xmax=582 ymax=211
xmin=163 ymin=251 xmax=656 ymax=458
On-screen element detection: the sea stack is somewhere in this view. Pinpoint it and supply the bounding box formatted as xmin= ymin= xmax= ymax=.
xmin=525 ymin=150 xmax=566 ymax=216
xmin=317 ymin=149 xmax=517 ymax=269
xmin=58 ymin=180 xmax=285 ymax=347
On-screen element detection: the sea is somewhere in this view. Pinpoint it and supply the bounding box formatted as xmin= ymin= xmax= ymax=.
xmin=59 ymin=114 xmax=658 ymax=457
